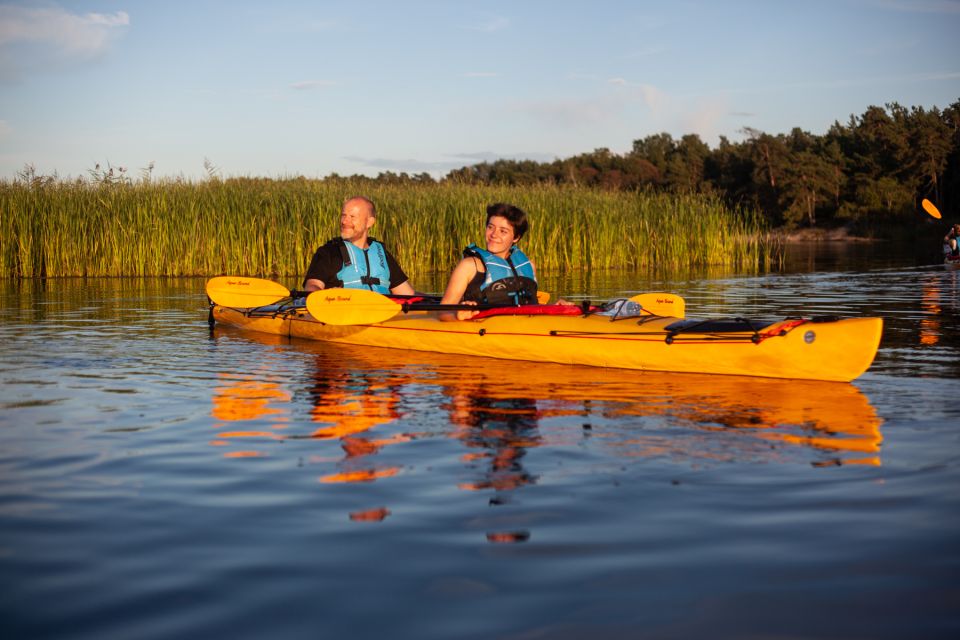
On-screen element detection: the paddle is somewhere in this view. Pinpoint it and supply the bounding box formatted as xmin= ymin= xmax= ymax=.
xmin=206 ymin=276 xmax=294 ymax=308
xmin=922 ymin=198 xmax=942 ymax=219
xmin=630 ymin=292 xmax=686 ymax=318
xmin=305 ymin=288 xmax=525 ymax=325
xmin=306 ymin=289 xmax=398 ymax=324
xmin=306 ymin=288 xmax=688 ymax=325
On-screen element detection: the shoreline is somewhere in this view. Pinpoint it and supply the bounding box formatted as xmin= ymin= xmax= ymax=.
xmin=781 ymin=227 xmax=880 ymax=243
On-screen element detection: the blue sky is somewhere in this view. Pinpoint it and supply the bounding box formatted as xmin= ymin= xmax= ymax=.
xmin=1 ymin=0 xmax=959 ymax=180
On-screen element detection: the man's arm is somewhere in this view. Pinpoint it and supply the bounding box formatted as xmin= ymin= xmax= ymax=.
xmin=303 ymin=278 xmax=325 ymax=292
xmin=384 ymin=248 xmax=415 ymax=294
xmin=303 ymin=243 xmax=338 ymax=292
xmin=390 ymin=281 xmax=415 ymax=295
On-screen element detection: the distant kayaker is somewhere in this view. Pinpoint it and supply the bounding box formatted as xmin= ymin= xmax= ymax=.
xmin=303 ymin=196 xmax=416 ymax=295
xmin=944 ymin=223 xmax=960 ymax=258
xmin=440 ymin=203 xmax=540 ymax=320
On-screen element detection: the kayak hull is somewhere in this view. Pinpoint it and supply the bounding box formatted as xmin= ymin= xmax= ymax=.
xmin=212 ymin=305 xmax=882 ymax=382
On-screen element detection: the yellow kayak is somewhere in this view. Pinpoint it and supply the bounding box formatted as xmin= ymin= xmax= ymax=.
xmin=210 ymin=299 xmax=882 ymax=382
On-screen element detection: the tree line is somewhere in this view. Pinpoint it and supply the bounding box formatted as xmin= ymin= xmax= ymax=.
xmin=373 ymin=101 xmax=959 ymax=231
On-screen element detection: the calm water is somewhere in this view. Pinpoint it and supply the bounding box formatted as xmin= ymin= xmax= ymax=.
xmin=2 ymin=244 xmax=959 ymax=639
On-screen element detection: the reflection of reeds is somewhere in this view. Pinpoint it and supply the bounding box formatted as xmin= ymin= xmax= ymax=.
xmin=1 ymin=178 xmax=778 ymax=277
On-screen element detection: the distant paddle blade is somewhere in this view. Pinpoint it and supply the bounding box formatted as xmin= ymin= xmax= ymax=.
xmin=629 ymin=292 xmax=686 ymax=318
xmin=305 ymin=288 xmax=402 ymax=325
xmin=206 ymin=276 xmax=291 ymax=308
xmin=536 ymin=291 xmax=551 ymax=304
xmin=922 ymin=198 xmax=942 ymax=219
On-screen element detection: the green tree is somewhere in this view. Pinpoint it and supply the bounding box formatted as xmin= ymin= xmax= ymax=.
xmin=629 ymin=133 xmax=675 ymax=183
xmin=665 ymin=134 xmax=710 ymax=192
xmin=903 ymin=106 xmax=952 ymax=204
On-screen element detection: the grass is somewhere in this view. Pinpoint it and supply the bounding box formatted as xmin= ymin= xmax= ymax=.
xmin=0 ymin=177 xmax=780 ymax=279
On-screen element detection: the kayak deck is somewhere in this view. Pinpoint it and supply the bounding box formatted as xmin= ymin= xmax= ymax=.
xmin=211 ymin=304 xmax=883 ymax=382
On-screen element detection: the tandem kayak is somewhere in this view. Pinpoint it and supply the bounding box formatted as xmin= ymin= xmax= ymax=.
xmin=209 ymin=289 xmax=883 ymax=383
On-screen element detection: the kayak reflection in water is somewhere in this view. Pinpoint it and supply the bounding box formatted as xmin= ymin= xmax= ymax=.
xmin=449 ymin=387 xmax=541 ymax=494
xmin=305 ymin=355 xmax=413 ymax=485
xmin=209 ymin=329 xmax=885 ymax=541
xmin=209 ymin=371 xmax=291 ymax=458
xmin=447 ymin=380 xmax=543 ymax=545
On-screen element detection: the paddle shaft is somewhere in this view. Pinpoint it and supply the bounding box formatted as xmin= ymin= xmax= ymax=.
xmin=397 ymin=301 xmax=517 ymax=312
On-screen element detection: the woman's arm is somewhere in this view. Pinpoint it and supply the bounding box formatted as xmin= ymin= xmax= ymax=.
xmin=440 ymin=258 xmax=480 ymax=321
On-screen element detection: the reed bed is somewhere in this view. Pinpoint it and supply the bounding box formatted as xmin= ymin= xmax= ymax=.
xmin=0 ymin=178 xmax=779 ymax=279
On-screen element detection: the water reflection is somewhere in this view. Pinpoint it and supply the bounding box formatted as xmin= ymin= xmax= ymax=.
xmin=449 ymin=391 xmax=540 ymax=493
xmin=210 ymin=327 xmax=885 ymax=535
xmin=305 ymin=354 xmax=411 ymax=485
xmin=920 ymin=275 xmax=944 ymax=347
xmin=210 ymin=363 xmax=292 ymax=458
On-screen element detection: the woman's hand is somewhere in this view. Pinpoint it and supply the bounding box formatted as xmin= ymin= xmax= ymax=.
xmin=456 ymin=300 xmax=478 ymax=321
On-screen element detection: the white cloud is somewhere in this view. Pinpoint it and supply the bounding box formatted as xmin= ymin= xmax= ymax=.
xmin=0 ymin=5 xmax=128 ymax=80
xmin=607 ymin=78 xmax=668 ymax=112
xmin=290 ymin=80 xmax=336 ymax=90
xmin=0 ymin=6 xmax=129 ymax=55
xmin=468 ymin=16 xmax=510 ymax=32
xmin=512 ymin=95 xmax=627 ymax=127
xmin=681 ymin=97 xmax=730 ymax=141
xmin=343 ymin=150 xmax=558 ymax=175
xmin=84 ymin=12 xmax=131 ymax=28
xmin=448 ymin=151 xmax=557 ymax=163
xmin=509 ymin=77 xmax=673 ymax=129
xmin=343 ymin=155 xmax=458 ymax=173
xmin=544 ymin=74 xmax=742 ymax=144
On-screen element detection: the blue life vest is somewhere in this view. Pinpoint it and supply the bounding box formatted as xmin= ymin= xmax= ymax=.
xmin=335 ymin=238 xmax=391 ymax=294
xmin=463 ymin=243 xmax=538 ymax=305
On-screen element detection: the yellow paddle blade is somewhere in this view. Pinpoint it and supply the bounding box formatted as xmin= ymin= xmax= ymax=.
xmin=629 ymin=292 xmax=686 ymax=318
xmin=922 ymin=198 xmax=942 ymax=219
xmin=206 ymin=276 xmax=291 ymax=308
xmin=536 ymin=291 xmax=551 ymax=304
xmin=305 ymin=288 xmax=402 ymax=325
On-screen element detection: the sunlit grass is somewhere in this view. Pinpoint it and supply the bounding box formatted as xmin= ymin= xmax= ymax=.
xmin=0 ymin=177 xmax=780 ymax=279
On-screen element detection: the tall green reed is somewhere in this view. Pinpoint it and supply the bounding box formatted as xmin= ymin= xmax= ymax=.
xmin=0 ymin=178 xmax=779 ymax=281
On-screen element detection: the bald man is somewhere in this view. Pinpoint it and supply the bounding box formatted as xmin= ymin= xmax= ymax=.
xmin=303 ymin=196 xmax=415 ymax=295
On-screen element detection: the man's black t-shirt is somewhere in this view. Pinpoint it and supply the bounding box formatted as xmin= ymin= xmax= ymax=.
xmin=302 ymin=238 xmax=409 ymax=290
